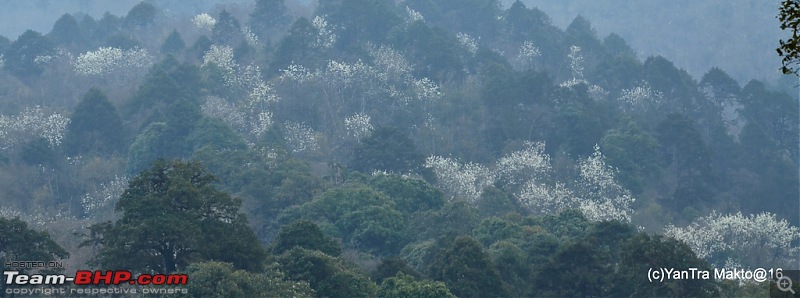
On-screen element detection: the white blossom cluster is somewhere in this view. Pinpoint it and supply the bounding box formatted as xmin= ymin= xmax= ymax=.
xmin=405 ymin=6 xmax=424 ymax=24
xmin=618 ymin=82 xmax=663 ymax=113
xmin=73 ymin=47 xmax=154 ymax=78
xmin=517 ymin=181 xmax=574 ymax=214
xmin=664 ymin=212 xmax=800 ymax=268
xmin=242 ymin=25 xmax=259 ymax=47
xmin=0 ymin=105 xmax=70 ymax=149
xmin=568 ymin=45 xmax=585 ymax=80
xmin=424 ymin=156 xmax=495 ymax=203
xmin=0 ymin=53 xmax=4 ymax=68
xmin=494 ymin=141 xmax=550 ymax=187
xmin=512 ymin=41 xmax=541 ymax=71
xmin=344 ymin=113 xmax=373 ymax=140
xmin=193 ymin=13 xmax=217 ymax=30
xmin=312 ymin=15 xmax=337 ymax=49
xmin=279 ymin=51 xmax=441 ymax=109
xmin=201 ymin=96 xmax=248 ymax=132
xmin=456 ymin=33 xmax=478 ymax=56
xmin=201 ymin=94 xmax=275 ymax=140
xmin=203 ymin=44 xmax=237 ymax=74
xmin=283 ymin=122 xmax=318 ymax=153
xmin=575 ymin=144 xmax=634 ymax=222
xmin=81 ymin=175 xmax=128 ymax=215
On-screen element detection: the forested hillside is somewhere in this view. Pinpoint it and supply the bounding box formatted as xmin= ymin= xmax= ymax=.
xmin=1 ymin=1 xmax=798 ymax=296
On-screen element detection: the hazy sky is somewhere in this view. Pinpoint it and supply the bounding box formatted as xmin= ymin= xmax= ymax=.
xmin=523 ymin=0 xmax=786 ymax=85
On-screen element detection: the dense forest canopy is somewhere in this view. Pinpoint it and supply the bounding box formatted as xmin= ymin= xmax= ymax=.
xmin=0 ymin=0 xmax=798 ymax=296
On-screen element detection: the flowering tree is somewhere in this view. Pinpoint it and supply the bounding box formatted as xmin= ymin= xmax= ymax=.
xmin=283 ymin=122 xmax=318 ymax=153
xmin=344 ymin=113 xmax=373 ymax=140
xmin=512 ymin=41 xmax=541 ymax=71
xmin=424 ymin=156 xmax=495 ymax=204
xmin=426 ymin=143 xmax=634 ymax=222
xmin=73 ymin=47 xmax=154 ymax=82
xmin=81 ymin=175 xmax=128 ymax=216
xmin=312 ymin=15 xmax=337 ymax=49
xmin=618 ymin=82 xmax=664 ymax=114
xmin=193 ymin=13 xmax=217 ymax=31
xmin=664 ymin=212 xmax=800 ymax=269
xmin=456 ymin=33 xmax=478 ymax=56
xmin=0 ymin=106 xmax=70 ymax=150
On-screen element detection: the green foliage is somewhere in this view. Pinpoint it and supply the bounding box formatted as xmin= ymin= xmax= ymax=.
xmin=212 ymin=10 xmax=241 ymax=45
xmin=428 ymin=236 xmax=510 ymax=298
xmin=63 ymin=88 xmax=125 ymax=156
xmin=48 ymin=14 xmax=84 ymax=49
xmin=377 ymin=272 xmax=455 ymax=298
xmin=160 ymin=30 xmax=185 ymax=55
xmin=407 ymin=202 xmax=480 ymax=242
xmin=778 ymin=0 xmax=800 ymax=75
xmin=4 ymin=30 xmax=55 ymax=78
xmin=317 ymin=270 xmax=379 ymax=298
xmin=271 ymin=220 xmax=342 ymax=256
xmin=372 ymin=257 xmax=421 ymax=283
xmin=620 ymin=234 xmax=720 ymax=297
xmin=84 ymin=160 xmax=266 ymax=273
xmin=274 ymin=246 xmax=377 ymax=297
xmin=127 ymin=122 xmax=167 ymax=174
xmin=20 ymin=137 xmax=58 ymax=165
xmin=249 ymin=0 xmax=290 ymax=36
xmin=600 ymin=118 xmax=660 ymax=192
xmin=125 ymin=2 xmax=157 ymax=28
xmin=349 ymin=127 xmax=425 ymax=174
xmin=185 ymin=261 xmax=314 ymax=298
xmin=367 ymin=173 xmax=445 ymax=214
xmin=269 ymin=17 xmax=324 ymax=74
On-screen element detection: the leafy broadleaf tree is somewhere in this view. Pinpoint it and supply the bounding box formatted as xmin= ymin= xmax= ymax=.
xmin=63 ymin=88 xmax=125 ymax=156
xmin=349 ymin=127 xmax=425 ymax=174
xmin=778 ymin=0 xmax=800 ymax=75
xmin=185 ymin=261 xmax=314 ymax=297
xmin=84 ymin=159 xmax=267 ymax=273
xmin=249 ymin=0 xmax=290 ymax=37
xmin=428 ymin=236 xmax=510 ymax=298
xmin=271 ymin=220 xmax=342 ymax=256
xmin=4 ymin=30 xmax=55 ymax=78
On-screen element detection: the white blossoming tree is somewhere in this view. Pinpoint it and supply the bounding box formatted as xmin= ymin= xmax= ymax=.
xmin=575 ymin=144 xmax=635 ymax=222
xmin=0 ymin=106 xmax=70 ymax=150
xmin=73 ymin=47 xmax=154 ymax=82
xmin=618 ymin=82 xmax=664 ymax=114
xmin=664 ymin=212 xmax=800 ymax=269
xmin=193 ymin=13 xmax=217 ymax=31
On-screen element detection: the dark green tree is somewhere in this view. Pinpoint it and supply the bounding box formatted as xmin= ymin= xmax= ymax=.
xmin=63 ymin=88 xmax=124 ymax=156
xmin=349 ymin=127 xmax=425 ymax=174
xmin=249 ymin=0 xmax=290 ymax=37
xmin=212 ymin=10 xmax=242 ymax=45
xmin=377 ymin=272 xmax=455 ymax=298
xmin=778 ymin=0 xmax=800 ymax=74
xmin=271 ymin=220 xmax=342 ymax=256
xmin=620 ymin=234 xmax=720 ymax=297
xmin=160 ymin=30 xmax=185 ymax=54
xmin=185 ymin=261 xmax=314 ymax=297
xmin=4 ymin=30 xmax=55 ymax=78
xmin=84 ymin=160 xmax=267 ymax=273
xmin=48 ymin=14 xmax=85 ymax=49
xmin=124 ymin=2 xmax=157 ymax=28
xmin=428 ymin=236 xmax=510 ymax=298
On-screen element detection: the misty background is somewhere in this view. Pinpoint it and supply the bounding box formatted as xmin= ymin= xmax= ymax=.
xmin=0 ymin=0 xmax=790 ymax=87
